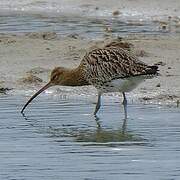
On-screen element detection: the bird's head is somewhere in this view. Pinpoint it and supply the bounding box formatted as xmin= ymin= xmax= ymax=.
xmin=21 ymin=67 xmax=66 ymax=113
xmin=50 ymin=67 xmax=67 ymax=85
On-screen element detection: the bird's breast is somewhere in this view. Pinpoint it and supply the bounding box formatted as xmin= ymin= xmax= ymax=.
xmin=96 ymin=76 xmax=145 ymax=93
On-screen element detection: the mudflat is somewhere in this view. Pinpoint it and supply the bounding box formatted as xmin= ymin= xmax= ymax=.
xmin=0 ymin=32 xmax=179 ymax=105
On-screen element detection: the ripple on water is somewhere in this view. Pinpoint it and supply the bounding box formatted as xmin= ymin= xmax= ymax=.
xmin=0 ymin=95 xmax=180 ymax=180
xmin=0 ymin=14 xmax=167 ymax=38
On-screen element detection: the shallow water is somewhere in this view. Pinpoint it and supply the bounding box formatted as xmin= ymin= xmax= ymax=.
xmin=0 ymin=14 xmax=166 ymax=39
xmin=0 ymin=95 xmax=180 ymax=180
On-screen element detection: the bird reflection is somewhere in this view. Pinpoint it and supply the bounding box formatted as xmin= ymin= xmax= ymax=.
xmin=73 ymin=117 xmax=133 ymax=143
xmin=20 ymin=112 xmax=38 ymax=127
xmin=22 ymin=111 xmax=141 ymax=144
xmin=94 ymin=102 xmax=128 ymax=134
xmin=94 ymin=114 xmax=101 ymax=128
xmin=21 ymin=111 xmax=28 ymax=120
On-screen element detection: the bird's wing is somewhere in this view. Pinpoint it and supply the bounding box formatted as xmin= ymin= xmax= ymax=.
xmin=80 ymin=47 xmax=153 ymax=85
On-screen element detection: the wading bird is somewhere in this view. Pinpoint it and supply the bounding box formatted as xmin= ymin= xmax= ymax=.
xmin=21 ymin=43 xmax=158 ymax=117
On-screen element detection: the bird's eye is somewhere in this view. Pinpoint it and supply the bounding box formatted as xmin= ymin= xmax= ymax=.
xmin=51 ymin=74 xmax=58 ymax=81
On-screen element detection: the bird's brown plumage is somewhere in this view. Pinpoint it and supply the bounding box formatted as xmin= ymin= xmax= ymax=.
xmin=79 ymin=47 xmax=158 ymax=86
xmin=21 ymin=45 xmax=158 ymax=114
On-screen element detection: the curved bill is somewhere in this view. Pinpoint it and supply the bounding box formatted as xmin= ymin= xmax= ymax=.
xmin=21 ymin=82 xmax=52 ymax=114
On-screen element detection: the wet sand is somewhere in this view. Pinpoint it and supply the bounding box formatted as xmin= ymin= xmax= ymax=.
xmin=0 ymin=32 xmax=179 ymax=105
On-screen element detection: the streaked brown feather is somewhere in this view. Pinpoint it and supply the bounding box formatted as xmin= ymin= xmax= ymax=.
xmin=21 ymin=45 xmax=159 ymax=113
xmin=80 ymin=47 xmax=155 ymax=85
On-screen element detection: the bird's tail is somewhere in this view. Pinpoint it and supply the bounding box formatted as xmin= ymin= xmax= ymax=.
xmin=145 ymin=65 xmax=159 ymax=75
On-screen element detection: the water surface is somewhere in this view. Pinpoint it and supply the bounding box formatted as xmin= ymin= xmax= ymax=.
xmin=0 ymin=14 xmax=167 ymax=39
xmin=0 ymin=95 xmax=180 ymax=180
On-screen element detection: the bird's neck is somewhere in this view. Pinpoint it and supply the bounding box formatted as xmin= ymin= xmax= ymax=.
xmin=60 ymin=66 xmax=89 ymax=86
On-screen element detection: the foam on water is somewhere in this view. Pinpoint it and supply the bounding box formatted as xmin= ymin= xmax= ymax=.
xmin=0 ymin=0 xmax=180 ymax=20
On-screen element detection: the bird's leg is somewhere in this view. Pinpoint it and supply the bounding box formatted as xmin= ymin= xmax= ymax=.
xmin=122 ymin=92 xmax=127 ymax=119
xmin=94 ymin=92 xmax=101 ymax=116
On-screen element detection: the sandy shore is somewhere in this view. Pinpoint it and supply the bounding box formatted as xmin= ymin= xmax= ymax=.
xmin=0 ymin=32 xmax=179 ymax=106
